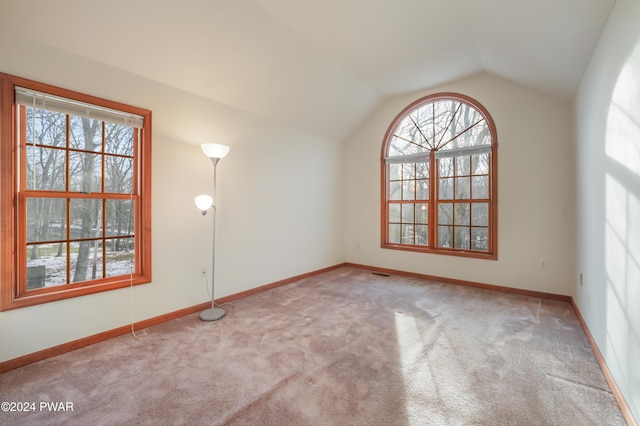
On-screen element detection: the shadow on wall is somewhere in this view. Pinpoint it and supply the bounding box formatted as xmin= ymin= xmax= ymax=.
xmin=604 ymin=40 xmax=640 ymax=418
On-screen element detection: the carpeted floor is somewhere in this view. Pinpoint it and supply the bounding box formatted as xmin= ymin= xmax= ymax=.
xmin=0 ymin=266 xmax=626 ymax=425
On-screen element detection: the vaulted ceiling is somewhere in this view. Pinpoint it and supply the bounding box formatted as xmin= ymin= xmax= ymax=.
xmin=0 ymin=0 xmax=616 ymax=141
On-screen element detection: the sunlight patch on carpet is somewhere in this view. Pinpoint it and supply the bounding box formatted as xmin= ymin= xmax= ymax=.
xmin=395 ymin=311 xmax=482 ymax=424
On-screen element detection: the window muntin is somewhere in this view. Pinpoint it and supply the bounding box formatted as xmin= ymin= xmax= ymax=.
xmin=382 ymin=93 xmax=497 ymax=259
xmin=1 ymin=73 xmax=152 ymax=310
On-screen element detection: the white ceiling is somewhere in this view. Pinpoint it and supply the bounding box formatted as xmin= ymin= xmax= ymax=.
xmin=0 ymin=0 xmax=616 ymax=141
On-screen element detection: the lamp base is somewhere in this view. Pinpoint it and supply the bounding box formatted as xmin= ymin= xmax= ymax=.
xmin=199 ymin=307 xmax=225 ymax=321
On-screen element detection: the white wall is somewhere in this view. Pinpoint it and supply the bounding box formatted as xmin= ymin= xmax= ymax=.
xmin=574 ymin=0 xmax=640 ymax=421
xmin=345 ymin=73 xmax=575 ymax=295
xmin=0 ymin=32 xmax=345 ymax=363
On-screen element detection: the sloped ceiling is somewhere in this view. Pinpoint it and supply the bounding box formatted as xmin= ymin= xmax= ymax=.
xmin=0 ymin=0 xmax=615 ymax=141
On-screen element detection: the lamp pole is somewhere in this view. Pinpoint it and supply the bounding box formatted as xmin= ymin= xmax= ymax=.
xmin=198 ymin=144 xmax=230 ymax=321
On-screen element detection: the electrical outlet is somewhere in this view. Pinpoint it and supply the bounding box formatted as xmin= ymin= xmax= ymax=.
xmin=539 ymin=259 xmax=548 ymax=269
xmin=200 ymin=267 xmax=206 ymax=277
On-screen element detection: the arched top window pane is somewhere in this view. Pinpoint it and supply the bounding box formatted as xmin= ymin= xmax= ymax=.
xmin=387 ymin=94 xmax=493 ymax=159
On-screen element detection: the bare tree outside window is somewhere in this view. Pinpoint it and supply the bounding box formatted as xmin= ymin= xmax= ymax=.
xmin=24 ymin=106 xmax=137 ymax=288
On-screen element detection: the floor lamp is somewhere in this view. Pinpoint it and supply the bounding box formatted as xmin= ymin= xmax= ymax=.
xmin=195 ymin=143 xmax=230 ymax=321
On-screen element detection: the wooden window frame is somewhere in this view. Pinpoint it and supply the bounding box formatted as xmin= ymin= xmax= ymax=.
xmin=0 ymin=73 xmax=152 ymax=311
xmin=381 ymin=92 xmax=498 ymax=260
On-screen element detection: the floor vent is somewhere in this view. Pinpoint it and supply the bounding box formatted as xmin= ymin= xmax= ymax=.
xmin=371 ymin=272 xmax=390 ymax=277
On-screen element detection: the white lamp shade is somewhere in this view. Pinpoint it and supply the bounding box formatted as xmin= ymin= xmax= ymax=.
xmin=195 ymin=194 xmax=213 ymax=211
xmin=201 ymin=143 xmax=230 ymax=159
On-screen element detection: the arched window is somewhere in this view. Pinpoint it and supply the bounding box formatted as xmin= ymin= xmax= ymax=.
xmin=381 ymin=92 xmax=497 ymax=259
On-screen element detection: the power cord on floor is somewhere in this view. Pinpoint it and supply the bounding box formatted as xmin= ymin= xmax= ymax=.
xmin=127 ymin=191 xmax=166 ymax=342
xmin=130 ymin=268 xmax=167 ymax=341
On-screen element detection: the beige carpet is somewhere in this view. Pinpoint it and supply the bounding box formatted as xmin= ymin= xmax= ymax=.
xmin=0 ymin=266 xmax=626 ymax=425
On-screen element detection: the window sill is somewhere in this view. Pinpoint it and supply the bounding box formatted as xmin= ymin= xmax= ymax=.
xmin=381 ymin=243 xmax=497 ymax=260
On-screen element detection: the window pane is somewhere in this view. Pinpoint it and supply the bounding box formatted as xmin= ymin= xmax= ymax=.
xmin=416 ymin=225 xmax=428 ymax=246
xmin=403 ymin=163 xmax=416 ymax=179
xmin=69 ymin=116 xmax=102 ymax=151
xmin=416 ymin=162 xmax=429 ymax=179
xmin=454 ymin=203 xmax=470 ymax=225
xmin=439 ymin=178 xmax=453 ymax=199
xmin=389 ymin=181 xmax=402 ymax=200
xmin=432 ymin=100 xmax=457 ymax=145
xmin=70 ymin=240 xmax=102 ymax=283
xmin=416 ymin=179 xmax=429 ymax=200
xmin=390 ymin=134 xmax=427 ymax=156
xmin=438 ymin=225 xmax=452 ymax=248
xmin=448 ymin=104 xmax=484 ymax=148
xmin=70 ymin=199 xmax=103 ymax=240
xmin=402 ymin=181 xmax=416 ymax=200
xmin=472 ymin=227 xmax=488 ymax=251
xmin=26 ymin=107 xmax=66 ymax=148
xmin=106 ymin=238 xmax=135 ymax=277
xmin=439 ymin=157 xmax=454 ymax=177
xmin=26 ymin=198 xmax=66 ymax=243
xmin=401 ymin=204 xmax=414 ymax=223
xmin=416 ymin=203 xmax=428 ymax=224
xmin=472 ymin=153 xmax=489 ymax=175
xmin=389 ymin=203 xmax=401 ymax=223
xmin=472 ymin=176 xmax=489 ymax=199
xmin=455 ymin=177 xmax=470 ymax=199
xmin=472 ymin=203 xmax=489 ymax=226
xmin=456 ymin=156 xmax=470 ymax=176
xmin=389 ymin=163 xmax=401 ymax=181
xmin=452 ymin=119 xmax=487 ymax=149
xmin=26 ymin=243 xmax=67 ymax=288
xmin=69 ymin=151 xmax=103 ymax=193
xmin=476 ymin=123 xmax=491 ymax=146
xmin=105 ymin=123 xmax=134 ymax=155
xmin=25 ymin=146 xmax=66 ymax=191
xmin=391 ymin=114 xmax=430 ymax=155
xmin=389 ymin=224 xmax=401 ymax=243
xmin=409 ymin=104 xmax=434 ymax=145
xmin=454 ymin=226 xmax=470 ymax=249
xmin=105 ymin=155 xmax=133 ymax=193
xmin=402 ymin=224 xmax=414 ymax=244
xmin=438 ymin=203 xmax=453 ymax=225
xmin=106 ymin=199 xmax=134 ymax=237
